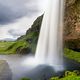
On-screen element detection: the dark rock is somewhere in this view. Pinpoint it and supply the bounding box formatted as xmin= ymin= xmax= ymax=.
xmin=18 ymin=47 xmax=31 ymax=54
xmin=65 ymin=39 xmax=80 ymax=52
xmin=16 ymin=46 xmax=22 ymax=54
xmin=26 ymin=38 xmax=32 ymax=43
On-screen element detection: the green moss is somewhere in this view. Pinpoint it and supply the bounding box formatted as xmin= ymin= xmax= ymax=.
xmin=50 ymin=71 xmax=80 ymax=80
xmin=0 ymin=41 xmax=15 ymax=54
xmin=20 ymin=78 xmax=31 ymax=80
xmin=64 ymin=48 xmax=80 ymax=62
xmin=0 ymin=41 xmax=30 ymax=54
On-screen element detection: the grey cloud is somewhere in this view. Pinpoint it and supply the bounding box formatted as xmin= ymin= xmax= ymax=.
xmin=0 ymin=0 xmax=39 ymax=24
xmin=8 ymin=29 xmax=25 ymax=38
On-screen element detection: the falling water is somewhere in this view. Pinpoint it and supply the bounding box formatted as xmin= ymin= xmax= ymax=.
xmin=35 ymin=0 xmax=64 ymax=71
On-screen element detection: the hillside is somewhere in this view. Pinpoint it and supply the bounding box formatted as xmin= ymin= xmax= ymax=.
xmin=17 ymin=15 xmax=43 ymax=53
xmin=0 ymin=15 xmax=43 ymax=54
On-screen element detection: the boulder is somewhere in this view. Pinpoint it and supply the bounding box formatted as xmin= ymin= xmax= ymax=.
xmin=0 ymin=60 xmax=12 ymax=80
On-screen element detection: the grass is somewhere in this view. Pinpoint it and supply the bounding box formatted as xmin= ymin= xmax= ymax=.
xmin=64 ymin=48 xmax=80 ymax=62
xmin=20 ymin=78 xmax=31 ymax=80
xmin=0 ymin=41 xmax=29 ymax=54
xmin=7 ymin=41 xmax=29 ymax=54
xmin=50 ymin=71 xmax=80 ymax=80
xmin=50 ymin=76 xmax=80 ymax=80
xmin=0 ymin=41 xmax=15 ymax=54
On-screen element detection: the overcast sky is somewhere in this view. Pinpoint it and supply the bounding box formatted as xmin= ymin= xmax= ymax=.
xmin=0 ymin=0 xmax=48 ymax=40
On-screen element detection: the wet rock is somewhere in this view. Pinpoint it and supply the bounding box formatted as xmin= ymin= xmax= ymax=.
xmin=20 ymin=47 xmax=31 ymax=54
xmin=16 ymin=47 xmax=31 ymax=54
xmin=65 ymin=0 xmax=76 ymax=7
xmin=0 ymin=60 xmax=12 ymax=80
xmin=65 ymin=39 xmax=80 ymax=52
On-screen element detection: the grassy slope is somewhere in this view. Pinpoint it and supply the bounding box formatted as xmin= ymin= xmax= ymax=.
xmin=0 ymin=41 xmax=15 ymax=54
xmin=0 ymin=41 xmax=28 ymax=54
xmin=64 ymin=48 xmax=80 ymax=62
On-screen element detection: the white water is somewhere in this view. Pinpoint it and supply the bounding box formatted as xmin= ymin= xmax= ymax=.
xmin=35 ymin=0 xmax=64 ymax=71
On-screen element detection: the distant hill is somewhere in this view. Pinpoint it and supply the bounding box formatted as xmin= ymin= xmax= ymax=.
xmin=0 ymin=38 xmax=16 ymax=41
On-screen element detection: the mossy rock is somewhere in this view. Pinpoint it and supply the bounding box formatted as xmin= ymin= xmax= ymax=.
xmin=19 ymin=47 xmax=31 ymax=54
xmin=65 ymin=39 xmax=80 ymax=52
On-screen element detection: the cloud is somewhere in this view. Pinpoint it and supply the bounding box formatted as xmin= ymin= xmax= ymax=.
xmin=8 ymin=29 xmax=26 ymax=38
xmin=0 ymin=0 xmax=39 ymax=24
xmin=0 ymin=0 xmax=46 ymax=40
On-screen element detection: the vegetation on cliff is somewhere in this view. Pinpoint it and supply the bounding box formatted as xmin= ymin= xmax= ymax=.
xmin=64 ymin=48 xmax=80 ymax=62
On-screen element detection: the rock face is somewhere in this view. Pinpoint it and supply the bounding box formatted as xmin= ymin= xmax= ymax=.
xmin=65 ymin=0 xmax=76 ymax=7
xmin=0 ymin=60 xmax=12 ymax=80
xmin=64 ymin=0 xmax=80 ymax=51
xmin=16 ymin=47 xmax=31 ymax=54
xmin=64 ymin=0 xmax=80 ymax=37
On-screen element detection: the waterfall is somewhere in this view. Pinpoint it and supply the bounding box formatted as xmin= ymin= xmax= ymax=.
xmin=35 ymin=0 xmax=64 ymax=71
